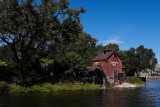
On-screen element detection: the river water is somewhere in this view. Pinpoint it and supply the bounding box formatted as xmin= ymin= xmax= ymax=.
xmin=0 ymin=80 xmax=160 ymax=107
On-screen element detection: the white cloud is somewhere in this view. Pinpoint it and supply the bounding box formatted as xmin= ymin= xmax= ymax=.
xmin=97 ymin=25 xmax=134 ymax=46
xmin=98 ymin=36 xmax=124 ymax=46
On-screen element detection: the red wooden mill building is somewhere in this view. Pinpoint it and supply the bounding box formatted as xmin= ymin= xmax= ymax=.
xmin=91 ymin=49 xmax=124 ymax=84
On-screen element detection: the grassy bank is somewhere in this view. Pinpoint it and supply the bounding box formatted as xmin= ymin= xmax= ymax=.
xmin=125 ymin=77 xmax=145 ymax=85
xmin=0 ymin=77 xmax=145 ymax=93
xmin=9 ymin=83 xmax=100 ymax=93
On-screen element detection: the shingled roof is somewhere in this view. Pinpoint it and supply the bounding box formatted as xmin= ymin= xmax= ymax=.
xmin=92 ymin=50 xmax=114 ymax=61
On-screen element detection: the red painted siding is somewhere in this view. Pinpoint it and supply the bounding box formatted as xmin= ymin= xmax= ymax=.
xmin=91 ymin=53 xmax=123 ymax=80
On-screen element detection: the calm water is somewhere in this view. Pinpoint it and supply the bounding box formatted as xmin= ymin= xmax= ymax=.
xmin=0 ymin=80 xmax=160 ymax=107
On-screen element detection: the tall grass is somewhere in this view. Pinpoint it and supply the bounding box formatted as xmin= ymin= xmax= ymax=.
xmin=10 ymin=83 xmax=100 ymax=93
xmin=125 ymin=77 xmax=145 ymax=85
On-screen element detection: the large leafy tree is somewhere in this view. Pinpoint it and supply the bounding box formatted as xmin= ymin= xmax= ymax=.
xmin=136 ymin=45 xmax=157 ymax=72
xmin=124 ymin=48 xmax=139 ymax=76
xmin=0 ymin=0 xmax=84 ymax=81
xmin=106 ymin=43 xmax=120 ymax=52
xmin=63 ymin=33 xmax=97 ymax=81
xmin=47 ymin=32 xmax=97 ymax=81
xmin=72 ymin=33 xmax=97 ymax=67
xmin=96 ymin=43 xmax=120 ymax=55
xmin=123 ymin=45 xmax=157 ymax=76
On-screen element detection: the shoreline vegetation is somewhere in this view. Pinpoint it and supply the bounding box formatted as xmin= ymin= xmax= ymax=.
xmin=125 ymin=77 xmax=145 ymax=85
xmin=0 ymin=0 xmax=157 ymax=91
xmin=114 ymin=77 xmax=145 ymax=88
xmin=10 ymin=83 xmax=100 ymax=93
xmin=0 ymin=77 xmax=145 ymax=93
xmin=0 ymin=82 xmax=100 ymax=93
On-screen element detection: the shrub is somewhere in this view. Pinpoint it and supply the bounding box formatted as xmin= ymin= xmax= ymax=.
xmin=0 ymin=60 xmax=7 ymax=66
xmin=125 ymin=77 xmax=144 ymax=85
xmin=10 ymin=85 xmax=28 ymax=93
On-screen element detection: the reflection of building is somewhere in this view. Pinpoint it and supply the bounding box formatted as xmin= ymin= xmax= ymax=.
xmin=155 ymin=64 xmax=160 ymax=72
xmin=91 ymin=49 xmax=124 ymax=84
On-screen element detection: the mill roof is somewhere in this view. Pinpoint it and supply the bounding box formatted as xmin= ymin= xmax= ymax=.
xmin=92 ymin=49 xmax=114 ymax=61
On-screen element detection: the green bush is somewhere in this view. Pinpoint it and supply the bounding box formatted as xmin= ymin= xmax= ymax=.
xmin=10 ymin=85 xmax=26 ymax=93
xmin=0 ymin=60 xmax=7 ymax=66
xmin=125 ymin=77 xmax=144 ymax=85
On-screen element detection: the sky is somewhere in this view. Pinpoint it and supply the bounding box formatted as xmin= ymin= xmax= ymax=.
xmin=68 ymin=0 xmax=160 ymax=63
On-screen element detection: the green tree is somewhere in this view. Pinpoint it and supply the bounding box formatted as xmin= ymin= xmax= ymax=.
xmin=47 ymin=32 xmax=97 ymax=82
xmin=64 ymin=52 xmax=82 ymax=80
xmin=124 ymin=48 xmax=139 ymax=76
xmin=73 ymin=33 xmax=97 ymax=67
xmin=96 ymin=43 xmax=120 ymax=54
xmin=136 ymin=45 xmax=157 ymax=72
xmin=0 ymin=0 xmax=84 ymax=83
xmin=123 ymin=45 xmax=157 ymax=76
xmin=106 ymin=43 xmax=120 ymax=52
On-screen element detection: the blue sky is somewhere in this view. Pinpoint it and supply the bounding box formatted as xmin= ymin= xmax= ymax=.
xmin=68 ymin=0 xmax=160 ymax=63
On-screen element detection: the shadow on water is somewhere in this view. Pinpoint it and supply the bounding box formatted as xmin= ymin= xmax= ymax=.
xmin=0 ymin=80 xmax=160 ymax=107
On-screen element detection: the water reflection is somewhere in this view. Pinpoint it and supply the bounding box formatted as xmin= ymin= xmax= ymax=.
xmin=0 ymin=80 xmax=160 ymax=107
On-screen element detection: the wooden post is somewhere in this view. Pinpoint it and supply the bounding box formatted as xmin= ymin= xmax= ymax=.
xmin=92 ymin=76 xmax=95 ymax=84
xmin=100 ymin=76 xmax=106 ymax=89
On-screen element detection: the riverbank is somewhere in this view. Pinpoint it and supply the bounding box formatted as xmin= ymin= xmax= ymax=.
xmin=0 ymin=77 xmax=145 ymax=93
xmin=114 ymin=77 xmax=145 ymax=88
xmin=6 ymin=83 xmax=100 ymax=93
xmin=9 ymin=82 xmax=144 ymax=93
xmin=114 ymin=82 xmax=144 ymax=88
xmin=125 ymin=77 xmax=145 ymax=85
